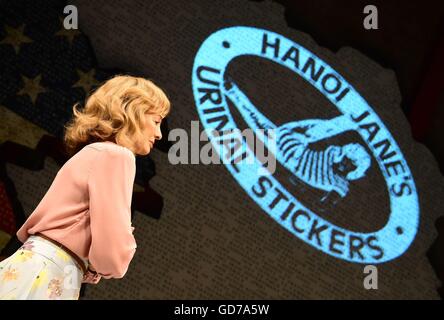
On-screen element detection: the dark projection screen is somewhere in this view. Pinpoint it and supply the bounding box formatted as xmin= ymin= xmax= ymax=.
xmin=1 ymin=0 xmax=443 ymax=300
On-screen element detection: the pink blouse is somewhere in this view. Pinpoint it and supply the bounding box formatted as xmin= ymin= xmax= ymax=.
xmin=16 ymin=141 xmax=137 ymax=281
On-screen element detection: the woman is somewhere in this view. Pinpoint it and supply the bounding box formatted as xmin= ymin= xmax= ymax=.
xmin=0 ymin=75 xmax=171 ymax=299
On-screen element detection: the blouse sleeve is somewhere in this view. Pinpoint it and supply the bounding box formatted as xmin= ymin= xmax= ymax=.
xmin=87 ymin=147 xmax=137 ymax=279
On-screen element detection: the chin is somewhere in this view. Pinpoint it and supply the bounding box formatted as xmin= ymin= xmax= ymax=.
xmin=136 ymin=144 xmax=151 ymax=156
xmin=143 ymin=144 xmax=152 ymax=155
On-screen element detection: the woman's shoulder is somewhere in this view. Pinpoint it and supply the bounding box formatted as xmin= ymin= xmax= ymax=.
xmin=79 ymin=142 xmax=136 ymax=176
xmin=57 ymin=141 xmax=135 ymax=182
xmin=83 ymin=141 xmax=135 ymax=160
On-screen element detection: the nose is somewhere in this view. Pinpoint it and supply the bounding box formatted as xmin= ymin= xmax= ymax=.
xmin=155 ymin=125 xmax=162 ymax=140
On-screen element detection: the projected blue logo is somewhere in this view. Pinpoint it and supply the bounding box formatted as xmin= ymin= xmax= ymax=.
xmin=191 ymin=26 xmax=419 ymax=263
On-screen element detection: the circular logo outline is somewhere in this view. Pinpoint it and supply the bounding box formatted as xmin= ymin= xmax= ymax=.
xmin=191 ymin=26 xmax=419 ymax=263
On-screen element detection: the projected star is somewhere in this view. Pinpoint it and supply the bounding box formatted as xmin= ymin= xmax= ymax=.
xmin=17 ymin=75 xmax=46 ymax=105
xmin=0 ymin=24 xmax=33 ymax=54
xmin=73 ymin=69 xmax=100 ymax=95
xmin=55 ymin=17 xmax=81 ymax=45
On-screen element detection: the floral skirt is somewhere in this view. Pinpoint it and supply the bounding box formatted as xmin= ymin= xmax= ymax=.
xmin=0 ymin=235 xmax=84 ymax=300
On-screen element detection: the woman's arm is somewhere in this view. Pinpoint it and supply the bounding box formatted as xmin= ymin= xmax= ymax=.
xmin=86 ymin=147 xmax=137 ymax=279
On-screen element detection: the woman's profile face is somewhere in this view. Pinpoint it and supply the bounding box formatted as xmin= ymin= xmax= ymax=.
xmin=137 ymin=112 xmax=163 ymax=155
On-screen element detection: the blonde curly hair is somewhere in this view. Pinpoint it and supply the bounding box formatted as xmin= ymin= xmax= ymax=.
xmin=63 ymin=74 xmax=171 ymax=156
